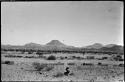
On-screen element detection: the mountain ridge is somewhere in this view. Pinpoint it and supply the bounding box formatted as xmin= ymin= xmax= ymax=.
xmin=1 ymin=40 xmax=124 ymax=52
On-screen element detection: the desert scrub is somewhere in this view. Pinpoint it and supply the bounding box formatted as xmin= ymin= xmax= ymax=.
xmin=2 ymin=60 xmax=14 ymax=65
xmin=53 ymin=72 xmax=64 ymax=77
xmin=68 ymin=63 xmax=75 ymax=65
xmin=47 ymin=55 xmax=56 ymax=60
xmin=45 ymin=66 xmax=54 ymax=71
xmin=69 ymin=72 xmax=74 ymax=76
xmin=32 ymin=62 xmax=47 ymax=71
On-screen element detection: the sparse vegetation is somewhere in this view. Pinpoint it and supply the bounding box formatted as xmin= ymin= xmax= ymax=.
xmin=1 ymin=46 xmax=124 ymax=81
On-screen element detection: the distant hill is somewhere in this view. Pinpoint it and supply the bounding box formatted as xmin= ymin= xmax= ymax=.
xmin=44 ymin=40 xmax=76 ymax=50
xmin=1 ymin=40 xmax=124 ymax=53
xmin=24 ymin=43 xmax=44 ymax=49
xmin=46 ymin=40 xmax=67 ymax=47
xmin=100 ymin=45 xmax=124 ymax=53
xmin=85 ymin=43 xmax=103 ymax=49
xmin=104 ymin=44 xmax=117 ymax=48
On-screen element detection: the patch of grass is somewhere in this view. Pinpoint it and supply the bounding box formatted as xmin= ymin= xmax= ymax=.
xmin=53 ymin=72 xmax=64 ymax=77
xmin=77 ymin=66 xmax=83 ymax=70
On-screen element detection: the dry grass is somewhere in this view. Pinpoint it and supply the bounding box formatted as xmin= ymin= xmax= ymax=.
xmin=53 ymin=72 xmax=64 ymax=77
xmin=32 ymin=62 xmax=47 ymax=71
xmin=1 ymin=53 xmax=124 ymax=81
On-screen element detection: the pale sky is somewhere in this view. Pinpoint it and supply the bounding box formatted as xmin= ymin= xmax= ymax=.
xmin=1 ymin=1 xmax=123 ymax=47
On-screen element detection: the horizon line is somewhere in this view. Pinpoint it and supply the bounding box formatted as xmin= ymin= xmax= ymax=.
xmin=1 ymin=41 xmax=124 ymax=47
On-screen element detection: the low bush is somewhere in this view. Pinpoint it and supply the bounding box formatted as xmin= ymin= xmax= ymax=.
xmin=32 ymin=62 xmax=47 ymax=71
xmin=2 ymin=60 xmax=14 ymax=65
xmin=82 ymin=63 xmax=94 ymax=66
xmin=69 ymin=72 xmax=74 ymax=76
xmin=47 ymin=55 xmax=56 ymax=60
xmin=68 ymin=63 xmax=75 ymax=65
xmin=5 ymin=55 xmax=22 ymax=58
xmin=45 ymin=66 xmax=54 ymax=71
xmin=119 ymin=64 xmax=124 ymax=67
xmin=98 ymin=62 xmax=102 ymax=65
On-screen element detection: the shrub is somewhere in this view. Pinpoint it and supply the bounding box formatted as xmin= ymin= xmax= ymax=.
xmin=69 ymin=72 xmax=74 ymax=76
xmin=119 ymin=64 xmax=124 ymax=67
xmin=47 ymin=55 xmax=56 ymax=60
xmin=5 ymin=55 xmax=15 ymax=58
xmin=53 ymin=72 xmax=64 ymax=77
xmin=45 ymin=66 xmax=54 ymax=71
xmin=98 ymin=62 xmax=102 ymax=65
xmin=68 ymin=63 xmax=75 ymax=65
xmin=82 ymin=63 xmax=94 ymax=66
xmin=2 ymin=61 xmax=14 ymax=65
xmin=32 ymin=62 xmax=47 ymax=71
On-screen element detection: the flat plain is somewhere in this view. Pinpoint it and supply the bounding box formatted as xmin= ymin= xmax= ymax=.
xmin=1 ymin=50 xmax=124 ymax=82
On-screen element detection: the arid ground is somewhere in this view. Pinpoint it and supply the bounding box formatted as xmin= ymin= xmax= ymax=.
xmin=1 ymin=51 xmax=124 ymax=82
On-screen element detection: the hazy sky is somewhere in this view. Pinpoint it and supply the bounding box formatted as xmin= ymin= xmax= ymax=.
xmin=1 ymin=1 xmax=123 ymax=47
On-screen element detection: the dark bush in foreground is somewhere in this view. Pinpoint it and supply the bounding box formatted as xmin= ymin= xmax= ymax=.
xmin=53 ymin=72 xmax=64 ymax=77
xmin=47 ymin=55 xmax=56 ymax=60
xmin=2 ymin=61 xmax=14 ymax=65
xmin=32 ymin=62 xmax=47 ymax=71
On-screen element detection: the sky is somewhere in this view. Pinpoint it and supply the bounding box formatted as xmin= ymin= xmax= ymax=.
xmin=1 ymin=1 xmax=123 ymax=47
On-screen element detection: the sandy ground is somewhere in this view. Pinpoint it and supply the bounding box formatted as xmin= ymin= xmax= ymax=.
xmin=1 ymin=53 xmax=124 ymax=82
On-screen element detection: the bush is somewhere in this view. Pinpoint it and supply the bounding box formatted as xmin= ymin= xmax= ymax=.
xmin=53 ymin=72 xmax=64 ymax=77
xmin=98 ymin=62 xmax=102 ymax=65
xmin=45 ymin=66 xmax=54 ymax=71
xmin=119 ymin=64 xmax=124 ymax=67
xmin=2 ymin=61 xmax=14 ymax=65
xmin=32 ymin=62 xmax=47 ymax=71
xmin=69 ymin=72 xmax=74 ymax=76
xmin=68 ymin=63 xmax=75 ymax=65
xmin=82 ymin=63 xmax=94 ymax=66
xmin=47 ymin=55 xmax=56 ymax=60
